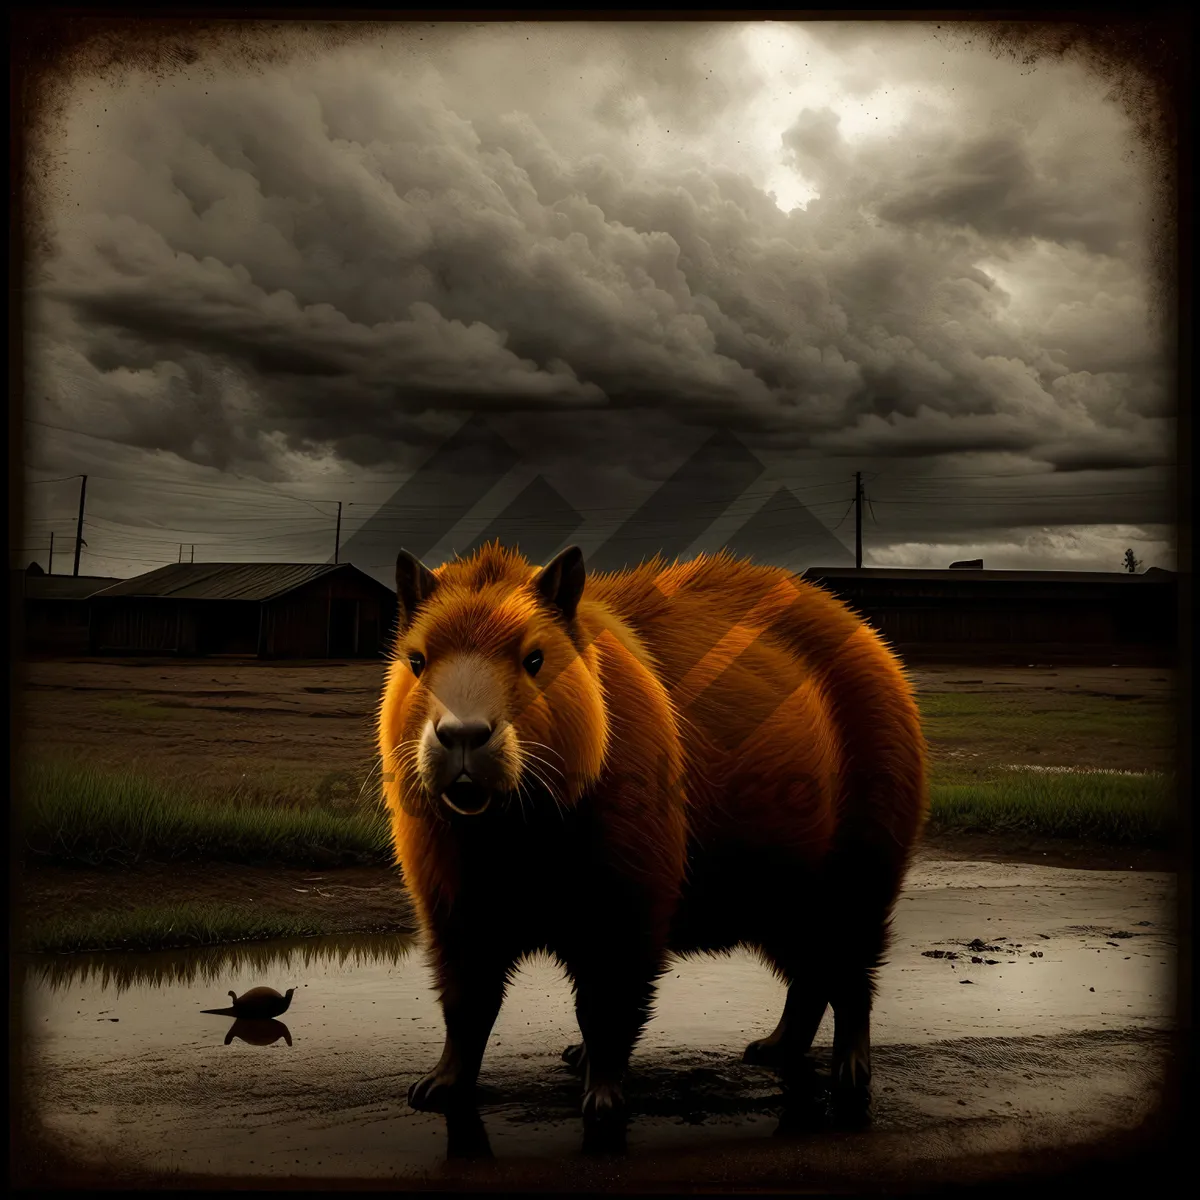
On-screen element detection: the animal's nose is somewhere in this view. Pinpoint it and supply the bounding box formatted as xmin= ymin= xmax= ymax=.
xmin=435 ymin=716 xmax=493 ymax=751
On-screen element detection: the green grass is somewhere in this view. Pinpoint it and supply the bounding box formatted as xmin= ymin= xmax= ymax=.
xmin=19 ymin=741 xmax=1177 ymax=881
xmin=927 ymin=767 xmax=1175 ymax=844
xmin=919 ymin=692 xmax=1171 ymax=743
xmin=20 ymin=903 xmax=330 ymax=955
xmin=20 ymin=760 xmax=393 ymax=868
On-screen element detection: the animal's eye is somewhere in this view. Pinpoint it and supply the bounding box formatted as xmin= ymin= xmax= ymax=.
xmin=523 ymin=649 xmax=544 ymax=677
xmin=408 ymin=652 xmax=426 ymax=679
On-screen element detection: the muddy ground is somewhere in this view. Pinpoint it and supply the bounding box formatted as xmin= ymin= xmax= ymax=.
xmin=16 ymin=859 xmax=1178 ymax=1190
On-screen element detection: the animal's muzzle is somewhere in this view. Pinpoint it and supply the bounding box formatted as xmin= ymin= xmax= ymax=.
xmin=429 ymin=716 xmax=498 ymax=816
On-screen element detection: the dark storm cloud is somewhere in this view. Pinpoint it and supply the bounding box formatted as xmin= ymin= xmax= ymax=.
xmin=873 ymin=126 xmax=1132 ymax=255
xmin=22 ymin=21 xmax=1175 ymax=577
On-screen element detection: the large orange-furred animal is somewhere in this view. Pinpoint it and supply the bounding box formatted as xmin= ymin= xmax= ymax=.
xmin=379 ymin=542 xmax=928 ymax=1125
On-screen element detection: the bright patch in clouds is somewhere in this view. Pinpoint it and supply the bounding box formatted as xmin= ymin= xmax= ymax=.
xmin=741 ymin=22 xmax=934 ymax=211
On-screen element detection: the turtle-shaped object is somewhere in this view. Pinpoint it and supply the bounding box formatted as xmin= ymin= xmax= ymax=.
xmin=201 ymin=986 xmax=295 ymax=1019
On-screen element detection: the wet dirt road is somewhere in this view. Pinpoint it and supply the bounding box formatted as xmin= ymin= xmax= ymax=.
xmin=20 ymin=858 xmax=1176 ymax=1190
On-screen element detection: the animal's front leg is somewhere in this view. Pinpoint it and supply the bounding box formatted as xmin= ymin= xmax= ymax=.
xmin=564 ymin=938 xmax=666 ymax=1124
xmin=409 ymin=944 xmax=514 ymax=1112
xmin=561 ymin=1041 xmax=588 ymax=1074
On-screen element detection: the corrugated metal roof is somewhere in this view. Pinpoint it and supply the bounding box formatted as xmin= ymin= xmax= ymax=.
xmin=91 ymin=562 xmax=350 ymax=602
xmin=21 ymin=575 xmax=123 ymax=600
xmin=802 ymin=567 xmax=1170 ymax=585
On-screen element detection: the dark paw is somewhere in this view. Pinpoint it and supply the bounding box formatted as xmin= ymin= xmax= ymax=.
xmin=582 ymin=1081 xmax=627 ymax=1124
xmin=562 ymin=1042 xmax=588 ymax=1073
xmin=743 ymin=1035 xmax=785 ymax=1067
xmin=830 ymin=1058 xmax=872 ymax=1129
xmin=408 ymin=1067 xmax=471 ymax=1112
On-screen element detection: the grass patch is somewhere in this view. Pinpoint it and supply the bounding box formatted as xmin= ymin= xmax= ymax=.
xmin=20 ymin=745 xmax=1176 ymax=880
xmin=928 ymin=768 xmax=1174 ymax=844
xmin=21 ymin=903 xmax=331 ymax=955
xmin=20 ymin=760 xmax=392 ymax=868
xmin=919 ymin=692 xmax=1171 ymax=742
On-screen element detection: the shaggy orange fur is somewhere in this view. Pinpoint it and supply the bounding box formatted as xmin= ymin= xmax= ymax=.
xmin=379 ymin=541 xmax=928 ymax=1125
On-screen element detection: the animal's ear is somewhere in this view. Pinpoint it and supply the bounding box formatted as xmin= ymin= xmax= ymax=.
xmin=534 ymin=545 xmax=586 ymax=622
xmin=395 ymin=549 xmax=438 ymax=630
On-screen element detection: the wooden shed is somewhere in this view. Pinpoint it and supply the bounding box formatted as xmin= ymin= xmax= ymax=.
xmin=13 ymin=569 xmax=125 ymax=656
xmin=88 ymin=562 xmax=397 ymax=659
xmin=801 ymin=566 xmax=1179 ymax=666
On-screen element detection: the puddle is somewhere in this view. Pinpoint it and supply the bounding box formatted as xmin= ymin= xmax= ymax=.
xmin=18 ymin=862 xmax=1177 ymax=1186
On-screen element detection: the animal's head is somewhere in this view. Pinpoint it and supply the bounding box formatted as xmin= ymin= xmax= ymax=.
xmin=379 ymin=542 xmax=609 ymax=823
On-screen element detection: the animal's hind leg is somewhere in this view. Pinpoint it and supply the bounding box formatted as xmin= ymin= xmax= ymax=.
xmin=826 ymin=846 xmax=900 ymax=1125
xmin=828 ymin=960 xmax=875 ymax=1126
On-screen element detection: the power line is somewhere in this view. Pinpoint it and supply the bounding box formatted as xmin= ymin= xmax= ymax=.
xmin=873 ymin=468 xmax=1174 ymax=482
xmin=870 ymin=491 xmax=1166 ymax=505
xmin=83 ymin=524 xmax=335 ymax=550
xmin=84 ymin=475 xmax=343 ymax=513
xmin=82 ymin=512 xmax=332 ymax=531
xmin=349 ymin=481 xmax=856 ymax=517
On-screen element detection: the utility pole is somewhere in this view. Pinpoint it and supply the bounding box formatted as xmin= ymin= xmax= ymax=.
xmin=72 ymin=475 xmax=88 ymax=577
xmin=48 ymin=531 xmax=55 ymax=575
xmin=191 ymin=545 xmax=195 ymax=563
xmin=334 ymin=501 xmax=343 ymax=564
xmin=854 ymin=471 xmax=863 ymax=570
xmin=178 ymin=544 xmax=183 ymax=563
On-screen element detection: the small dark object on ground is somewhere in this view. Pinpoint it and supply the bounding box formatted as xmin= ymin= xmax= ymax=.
xmin=201 ymin=986 xmax=295 ymax=1019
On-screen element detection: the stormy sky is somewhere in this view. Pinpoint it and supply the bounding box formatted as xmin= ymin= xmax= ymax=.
xmin=21 ymin=21 xmax=1176 ymax=583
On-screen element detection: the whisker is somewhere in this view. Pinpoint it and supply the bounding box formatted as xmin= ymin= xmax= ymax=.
xmin=519 ymin=761 xmax=567 ymax=822
xmin=519 ymin=750 xmax=565 ymax=781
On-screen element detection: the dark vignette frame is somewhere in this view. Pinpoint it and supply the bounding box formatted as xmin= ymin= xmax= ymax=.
xmin=7 ymin=6 xmax=1194 ymax=1192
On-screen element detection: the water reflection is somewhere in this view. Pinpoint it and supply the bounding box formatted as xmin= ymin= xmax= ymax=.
xmin=224 ymin=1018 xmax=292 ymax=1047
xmin=22 ymin=932 xmax=417 ymax=994
xmin=436 ymin=1102 xmax=628 ymax=1160
xmin=444 ymin=1105 xmax=493 ymax=1160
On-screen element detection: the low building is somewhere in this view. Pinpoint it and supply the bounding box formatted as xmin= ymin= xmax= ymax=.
xmin=800 ymin=566 xmax=1179 ymax=666
xmin=13 ymin=569 xmax=125 ymax=656
xmin=88 ymin=562 xmax=397 ymax=659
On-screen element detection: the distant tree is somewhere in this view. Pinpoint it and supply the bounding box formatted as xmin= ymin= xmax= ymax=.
xmin=26 ymin=561 xmax=45 ymax=575
xmin=1123 ymin=548 xmax=1142 ymax=574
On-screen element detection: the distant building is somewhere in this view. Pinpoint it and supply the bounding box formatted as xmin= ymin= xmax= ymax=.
xmin=948 ymin=558 xmax=983 ymax=570
xmin=88 ymin=563 xmax=397 ymax=659
xmin=801 ymin=566 xmax=1178 ymax=666
xmin=12 ymin=570 xmax=125 ymax=656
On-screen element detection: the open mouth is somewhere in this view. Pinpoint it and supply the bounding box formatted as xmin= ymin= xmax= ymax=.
xmin=441 ymin=778 xmax=492 ymax=816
